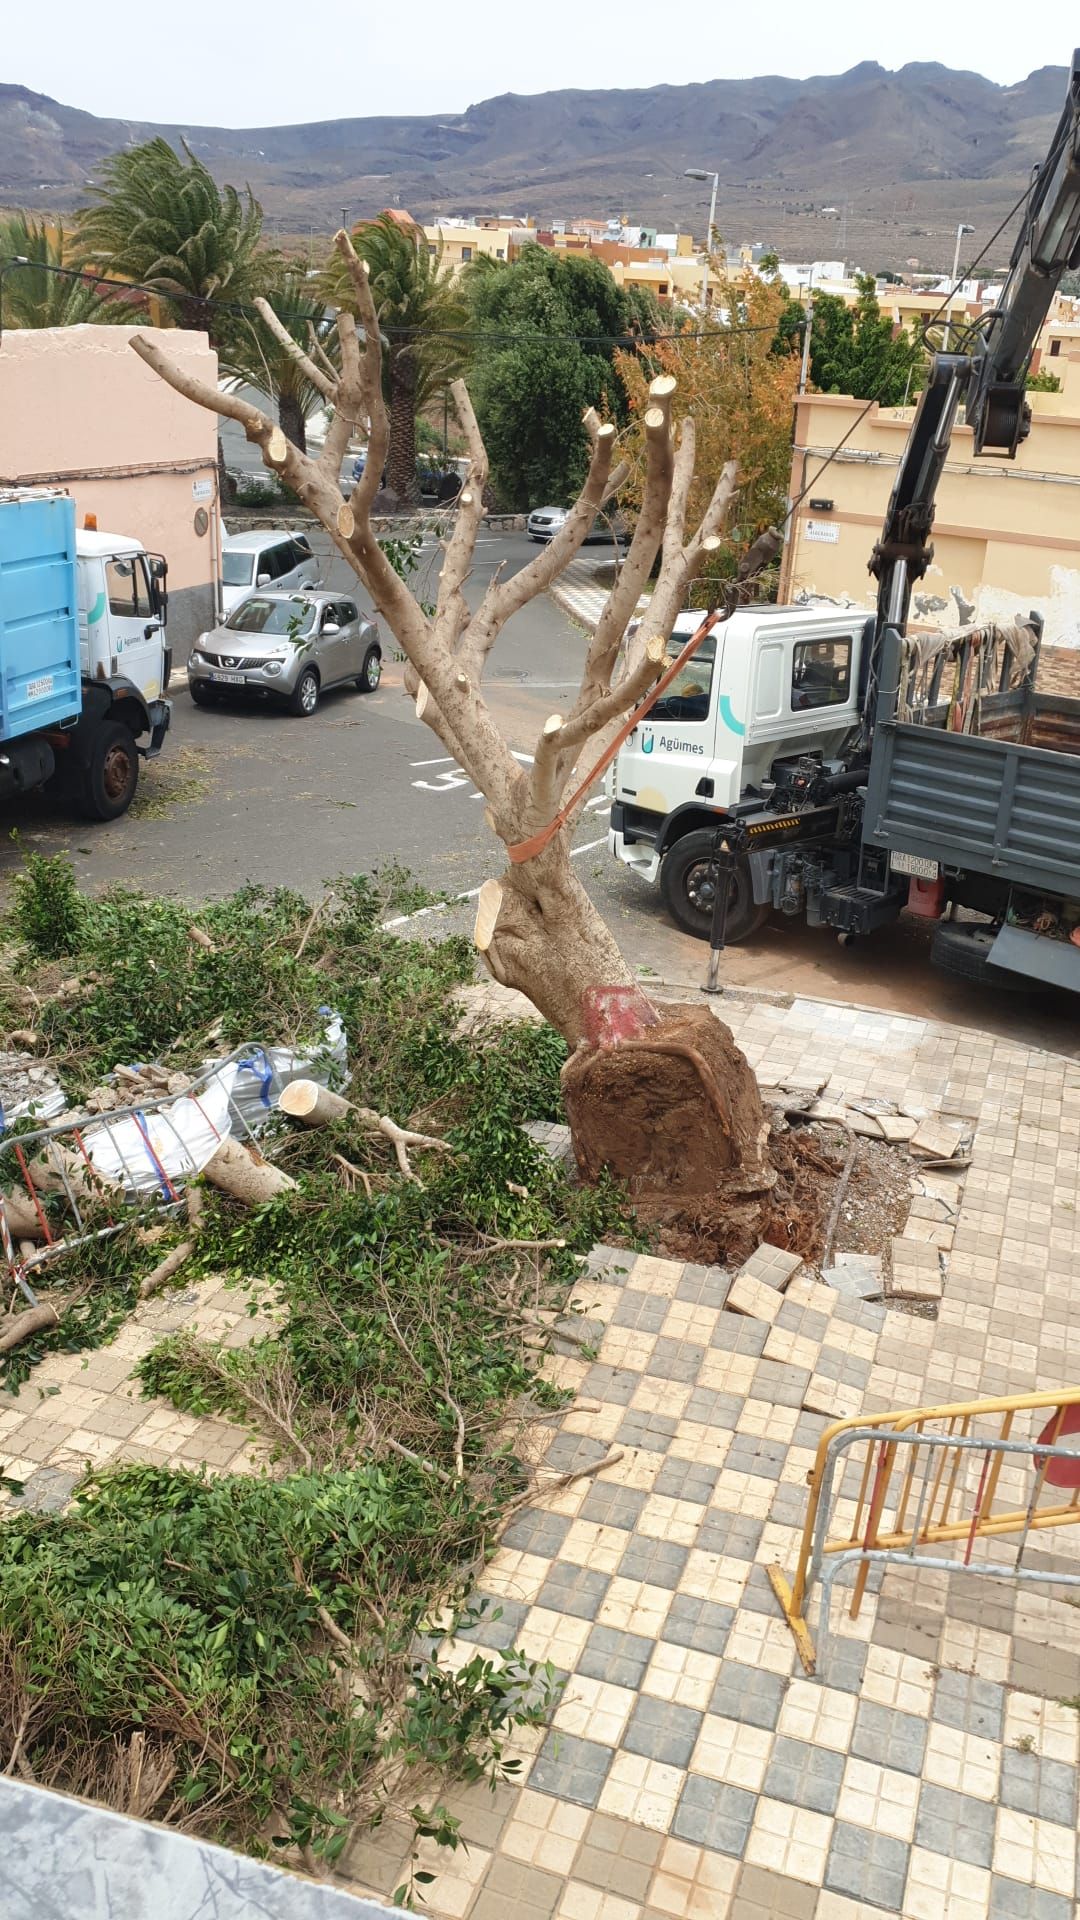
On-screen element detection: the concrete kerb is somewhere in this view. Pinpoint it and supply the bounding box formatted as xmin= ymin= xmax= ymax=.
xmin=222 ymin=508 xmax=526 ymax=537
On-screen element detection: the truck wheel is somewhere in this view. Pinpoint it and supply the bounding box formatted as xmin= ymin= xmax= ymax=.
xmin=930 ymin=921 xmax=1031 ymax=994
xmin=78 ymin=721 xmax=139 ymax=821
xmin=659 ymin=832 xmax=770 ymax=943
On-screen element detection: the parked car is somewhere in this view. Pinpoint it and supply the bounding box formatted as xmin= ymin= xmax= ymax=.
xmin=188 ymin=591 xmax=382 ymax=717
xmin=527 ymin=506 xmax=630 ymax=544
xmin=417 ymin=461 xmax=463 ymax=504
xmin=221 ymin=531 xmax=318 ymax=614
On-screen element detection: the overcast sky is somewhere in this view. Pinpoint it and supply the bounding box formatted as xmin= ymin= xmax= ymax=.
xmin=7 ymin=1 xmax=1079 ymax=125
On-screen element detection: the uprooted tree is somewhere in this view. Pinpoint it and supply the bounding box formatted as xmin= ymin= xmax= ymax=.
xmin=130 ymin=232 xmax=776 ymax=1242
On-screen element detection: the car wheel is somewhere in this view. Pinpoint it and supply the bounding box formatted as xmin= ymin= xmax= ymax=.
xmin=659 ymin=832 xmax=770 ymax=943
xmin=78 ymin=720 xmax=139 ymax=821
xmin=190 ymin=681 xmax=217 ymax=708
xmin=356 ymin=647 xmax=382 ymax=693
xmin=289 ymin=666 xmax=320 ymax=717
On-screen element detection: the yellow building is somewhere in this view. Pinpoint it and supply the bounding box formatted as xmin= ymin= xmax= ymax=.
xmin=422 ymin=222 xmax=521 ymax=271
xmin=780 ymin=357 xmax=1080 ymax=659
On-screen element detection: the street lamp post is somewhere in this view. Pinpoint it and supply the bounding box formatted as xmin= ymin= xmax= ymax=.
xmin=948 ymin=222 xmax=975 ymax=348
xmin=798 ymin=267 xmax=816 ymax=396
xmin=685 ymin=167 xmax=720 ymax=312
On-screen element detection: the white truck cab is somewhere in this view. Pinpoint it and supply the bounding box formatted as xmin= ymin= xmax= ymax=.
xmin=76 ymin=530 xmax=170 ymax=701
xmin=609 ymin=606 xmax=870 ymax=937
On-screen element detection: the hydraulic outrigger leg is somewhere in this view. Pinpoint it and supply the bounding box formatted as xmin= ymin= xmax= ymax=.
xmin=702 ymin=827 xmax=737 ymax=996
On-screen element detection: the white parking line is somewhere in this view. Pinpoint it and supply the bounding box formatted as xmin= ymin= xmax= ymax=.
xmin=381 ymin=835 xmax=609 ymax=930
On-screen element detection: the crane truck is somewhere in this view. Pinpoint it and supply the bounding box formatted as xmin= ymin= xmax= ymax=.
xmin=609 ymin=51 xmax=1080 ymax=995
xmin=0 ymin=488 xmax=170 ymax=820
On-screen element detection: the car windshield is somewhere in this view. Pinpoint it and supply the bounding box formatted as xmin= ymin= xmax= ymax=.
xmin=649 ymin=633 xmax=717 ymax=724
xmin=222 ymin=552 xmax=255 ymax=587
xmin=225 ymin=598 xmax=315 ymax=637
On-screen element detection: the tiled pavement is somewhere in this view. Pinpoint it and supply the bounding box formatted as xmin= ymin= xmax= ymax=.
xmin=0 ymin=1278 xmax=274 ymax=1500
xmin=549 ymin=556 xmax=646 ymax=633
xmin=345 ymin=996 xmax=1080 ymax=1918
xmin=3 ymin=992 xmax=1080 ymax=1917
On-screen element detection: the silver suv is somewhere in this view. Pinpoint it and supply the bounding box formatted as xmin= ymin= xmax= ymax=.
xmin=188 ymin=591 xmax=382 ymax=717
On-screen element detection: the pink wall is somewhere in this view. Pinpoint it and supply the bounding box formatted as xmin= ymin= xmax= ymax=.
xmin=0 ymin=327 xmax=221 ymax=654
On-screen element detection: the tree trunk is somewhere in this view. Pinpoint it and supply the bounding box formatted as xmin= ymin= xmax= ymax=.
xmin=278 ymin=391 xmax=308 ymax=455
xmin=477 ymin=837 xmax=773 ymax=1242
xmin=386 ymin=354 xmax=418 ymax=505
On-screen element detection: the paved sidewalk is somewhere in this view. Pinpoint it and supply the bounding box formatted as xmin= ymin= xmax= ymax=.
xmin=3 ymin=993 xmax=1079 ymax=1917
xmin=348 ymin=995 xmax=1080 ymax=1919
xmin=550 ymin=558 xmax=647 ymax=633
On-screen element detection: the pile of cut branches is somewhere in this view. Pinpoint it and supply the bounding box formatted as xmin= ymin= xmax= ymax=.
xmin=0 ymin=856 xmax=638 ymax=1888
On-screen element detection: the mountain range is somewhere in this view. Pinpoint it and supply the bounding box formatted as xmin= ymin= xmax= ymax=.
xmin=0 ymin=61 xmax=1070 ymax=271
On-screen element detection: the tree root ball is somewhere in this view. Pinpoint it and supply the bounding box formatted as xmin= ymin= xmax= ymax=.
xmin=562 ymin=1004 xmax=773 ymax=1209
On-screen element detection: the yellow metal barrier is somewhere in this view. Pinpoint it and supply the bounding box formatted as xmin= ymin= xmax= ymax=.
xmin=768 ymin=1388 xmax=1080 ymax=1674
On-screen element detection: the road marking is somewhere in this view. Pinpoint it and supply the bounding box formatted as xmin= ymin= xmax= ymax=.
xmin=381 ymin=835 xmax=609 ymax=930
xmin=411 ymin=746 xmax=534 ymax=796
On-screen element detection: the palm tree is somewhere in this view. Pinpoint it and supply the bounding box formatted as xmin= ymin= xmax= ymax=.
xmin=0 ymin=213 xmax=132 ymax=329
xmin=223 ymin=264 xmax=338 ymax=455
xmin=75 ymin=137 xmax=265 ymax=350
xmin=321 ymin=214 xmax=468 ymax=503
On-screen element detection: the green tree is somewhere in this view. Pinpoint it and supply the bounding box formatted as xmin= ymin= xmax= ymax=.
xmin=0 ymin=213 xmax=131 ymax=329
xmin=321 ymin=215 xmax=467 ymax=504
xmin=75 ymin=137 xmax=264 ymax=348
xmin=803 ymin=276 xmax=925 ymax=405
xmin=224 ymin=264 xmax=338 ymax=454
xmin=463 ymin=245 xmax=659 ymax=510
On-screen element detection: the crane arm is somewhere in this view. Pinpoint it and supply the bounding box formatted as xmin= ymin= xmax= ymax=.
xmin=860 ymin=50 xmax=1080 ymax=741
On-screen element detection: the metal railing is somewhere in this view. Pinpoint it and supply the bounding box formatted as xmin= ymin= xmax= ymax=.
xmin=0 ymin=1048 xmax=265 ymax=1308
xmin=768 ymin=1389 xmax=1080 ymax=1674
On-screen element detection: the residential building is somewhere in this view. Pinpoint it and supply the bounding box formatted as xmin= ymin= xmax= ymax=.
xmin=0 ymin=326 xmax=220 ymax=661
xmin=423 ymin=217 xmax=523 ymax=270
xmin=780 ymin=355 xmax=1080 ymax=673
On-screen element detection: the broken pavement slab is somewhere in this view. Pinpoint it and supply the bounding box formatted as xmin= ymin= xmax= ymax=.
xmin=910 ymin=1116 xmax=968 ymax=1160
xmin=725 ymin=1271 xmax=785 ymax=1323
xmin=888 ymin=1234 xmax=944 ymax=1302
xmin=736 ymin=1243 xmax=804 ymax=1293
xmin=822 ymin=1251 xmax=884 ymax=1302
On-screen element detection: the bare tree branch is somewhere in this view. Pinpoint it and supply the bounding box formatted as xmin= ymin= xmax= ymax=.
xmin=253 ymin=297 xmax=336 ymax=401
xmin=434 ymin=379 xmax=489 ymax=655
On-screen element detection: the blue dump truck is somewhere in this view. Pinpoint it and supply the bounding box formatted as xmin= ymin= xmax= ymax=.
xmin=0 ymin=488 xmax=171 ymax=820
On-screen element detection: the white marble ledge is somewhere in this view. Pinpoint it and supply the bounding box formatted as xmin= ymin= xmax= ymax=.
xmin=1 ymin=1779 xmax=407 ymax=1920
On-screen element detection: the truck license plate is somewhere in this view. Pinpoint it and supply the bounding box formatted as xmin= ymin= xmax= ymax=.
xmin=210 ymin=672 xmax=245 ymax=685
xmin=890 ymin=850 xmax=939 ymax=881
xmin=26 ymin=675 xmax=54 ymax=699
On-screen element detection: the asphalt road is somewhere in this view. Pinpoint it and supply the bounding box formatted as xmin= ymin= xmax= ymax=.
xmin=1 ymin=528 xmax=1076 ymax=1059
xmin=0 ymin=532 xmax=608 ymax=905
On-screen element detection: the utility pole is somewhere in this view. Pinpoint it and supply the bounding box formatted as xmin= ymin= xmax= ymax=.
xmin=798 ymin=269 xmax=815 ymax=395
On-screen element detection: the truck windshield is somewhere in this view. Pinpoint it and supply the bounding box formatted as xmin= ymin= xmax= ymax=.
xmin=223 ymin=552 xmax=255 ymax=587
xmin=226 ymin=598 xmax=315 ymax=637
xmin=650 ymin=633 xmax=716 ymax=723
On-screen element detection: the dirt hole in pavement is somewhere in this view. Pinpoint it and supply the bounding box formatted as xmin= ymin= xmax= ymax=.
xmin=641 ymin=1122 xmax=913 ymax=1268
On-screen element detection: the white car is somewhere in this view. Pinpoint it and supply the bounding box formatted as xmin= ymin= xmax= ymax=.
xmin=527 ymin=506 xmax=630 ymax=544
xmin=221 ymin=531 xmax=319 ymax=614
